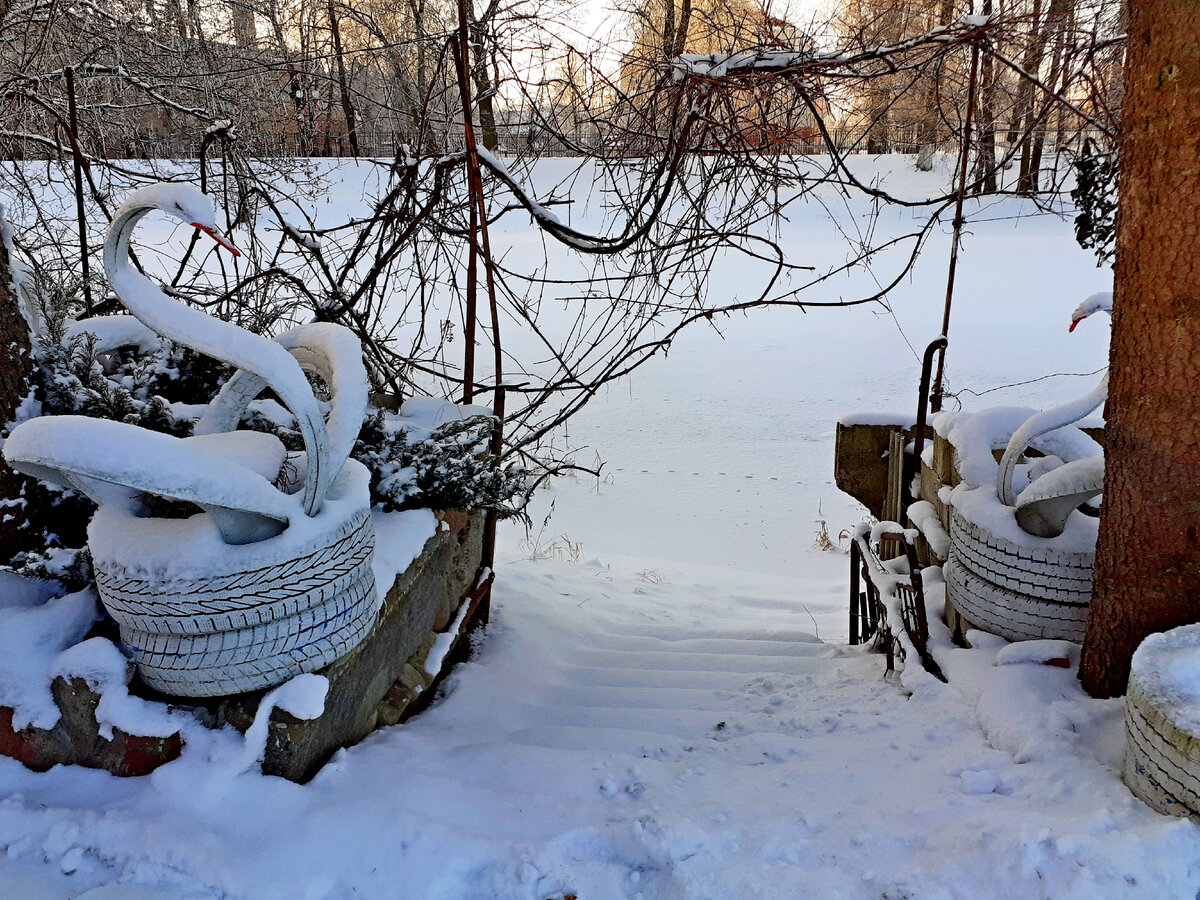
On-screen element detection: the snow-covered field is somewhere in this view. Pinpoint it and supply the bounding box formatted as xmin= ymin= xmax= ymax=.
xmin=3 ymin=155 xmax=1198 ymax=899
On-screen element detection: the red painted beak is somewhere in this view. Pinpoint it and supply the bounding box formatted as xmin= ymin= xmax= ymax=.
xmin=1068 ymin=317 xmax=1082 ymax=333
xmin=193 ymin=223 xmax=242 ymax=257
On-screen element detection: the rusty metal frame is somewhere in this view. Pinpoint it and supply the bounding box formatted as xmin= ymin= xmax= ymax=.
xmin=849 ymin=529 xmax=946 ymax=682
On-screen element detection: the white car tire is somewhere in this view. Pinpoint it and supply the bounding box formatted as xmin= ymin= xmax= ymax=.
xmin=95 ymin=507 xmax=374 ymax=635
xmin=1123 ymin=632 xmax=1200 ymax=817
xmin=131 ymin=582 xmax=380 ymax=698
xmin=943 ymin=556 xmax=1089 ymax=643
xmin=121 ymin=571 xmax=376 ymax=671
xmin=949 ymin=508 xmax=1093 ymax=602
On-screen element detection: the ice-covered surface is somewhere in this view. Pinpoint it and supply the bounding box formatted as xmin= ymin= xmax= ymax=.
xmin=1131 ymin=625 xmax=1200 ymax=735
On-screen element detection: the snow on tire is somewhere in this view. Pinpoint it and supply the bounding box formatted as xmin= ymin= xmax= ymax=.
xmin=94 ymin=505 xmax=375 ymax=635
xmin=121 ymin=570 xmax=376 ymax=671
xmin=949 ymin=507 xmax=1093 ymax=603
xmin=133 ymin=577 xmax=380 ymax=697
xmin=943 ymin=556 xmax=1088 ymax=643
xmin=1123 ymin=626 xmax=1200 ymax=818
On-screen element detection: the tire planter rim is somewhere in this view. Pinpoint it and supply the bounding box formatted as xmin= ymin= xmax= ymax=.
xmin=96 ymin=506 xmax=375 ymax=635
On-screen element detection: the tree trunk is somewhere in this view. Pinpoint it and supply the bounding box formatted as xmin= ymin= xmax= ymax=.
xmin=972 ymin=0 xmax=997 ymax=193
xmin=1079 ymin=0 xmax=1200 ymax=698
xmin=915 ymin=0 xmax=954 ymax=172
xmin=468 ymin=8 xmax=499 ymax=152
xmin=327 ymin=0 xmax=360 ymax=158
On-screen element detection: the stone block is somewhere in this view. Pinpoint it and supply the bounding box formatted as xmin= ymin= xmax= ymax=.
xmin=0 ymin=677 xmax=182 ymax=777
xmin=835 ymin=423 xmax=905 ymax=519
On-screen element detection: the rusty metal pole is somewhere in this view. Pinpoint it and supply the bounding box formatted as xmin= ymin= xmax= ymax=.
xmin=65 ymin=66 xmax=93 ymax=316
xmin=453 ymin=0 xmax=504 ymax=620
xmin=452 ymin=31 xmax=479 ymax=405
xmin=930 ymin=39 xmax=981 ymax=413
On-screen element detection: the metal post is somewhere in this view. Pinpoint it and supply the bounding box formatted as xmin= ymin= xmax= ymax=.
xmin=452 ymin=32 xmax=479 ymax=404
xmin=65 ymin=67 xmax=93 ymax=316
xmin=908 ymin=335 xmax=949 ymax=498
xmin=930 ymin=40 xmax=981 ymax=412
xmin=849 ymin=539 xmax=861 ymax=644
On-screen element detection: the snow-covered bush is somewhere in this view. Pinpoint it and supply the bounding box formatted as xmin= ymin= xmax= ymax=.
xmin=3 ymin=293 xmax=529 ymax=591
xmin=353 ymin=410 xmax=528 ymax=519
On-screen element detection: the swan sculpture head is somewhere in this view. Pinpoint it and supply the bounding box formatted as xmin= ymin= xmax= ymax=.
xmin=131 ymin=183 xmax=240 ymax=256
xmin=1069 ymin=291 xmax=1113 ymax=332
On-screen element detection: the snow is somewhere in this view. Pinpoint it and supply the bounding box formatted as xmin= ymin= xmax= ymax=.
xmin=836 ymin=411 xmax=917 ymax=427
xmin=1016 ymin=455 xmax=1105 ymax=507
xmin=952 ymin=480 xmax=1099 ymax=554
xmin=995 ymin=639 xmax=1077 ymax=666
xmin=5 ymin=156 xmax=1195 ymax=898
xmin=65 ymin=316 xmax=162 ymax=355
xmin=907 ymin=499 xmax=950 ymax=560
xmin=5 ymin=415 xmax=296 ymax=529
xmin=52 ymin=639 xmax=180 ymax=741
xmin=86 ymin=460 xmax=369 ymax=581
xmin=0 ymin=588 xmax=98 ymax=730
xmin=396 ymin=396 xmax=492 ymax=439
xmin=0 ymin=560 xmax=1196 ymax=898
xmin=370 ymin=507 xmax=438 ymax=601
xmin=423 ymin=585 xmax=474 ymax=678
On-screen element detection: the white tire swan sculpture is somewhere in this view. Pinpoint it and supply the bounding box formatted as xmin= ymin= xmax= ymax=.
xmin=4 ymin=184 xmax=378 ymax=697
xmin=944 ymin=293 xmax=1111 ymax=643
xmin=996 ymin=291 xmax=1112 ymax=537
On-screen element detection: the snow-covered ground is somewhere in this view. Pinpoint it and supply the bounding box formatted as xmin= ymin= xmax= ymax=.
xmin=3 ymin=155 xmax=1197 ymax=899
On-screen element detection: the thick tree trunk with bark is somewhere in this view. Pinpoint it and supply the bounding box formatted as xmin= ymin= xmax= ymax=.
xmin=1079 ymin=0 xmax=1200 ymax=698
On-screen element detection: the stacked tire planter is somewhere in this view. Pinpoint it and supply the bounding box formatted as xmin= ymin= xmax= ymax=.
xmin=93 ymin=491 xmax=378 ymax=697
xmin=1124 ymin=625 xmax=1200 ymax=817
xmin=0 ymin=185 xmax=385 ymax=699
xmin=944 ymin=506 xmax=1093 ymax=643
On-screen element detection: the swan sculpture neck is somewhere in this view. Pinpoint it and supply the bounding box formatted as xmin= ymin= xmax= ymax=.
xmin=995 ymin=292 xmax=1113 ymax=509
xmin=102 ymin=184 xmax=333 ymax=517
